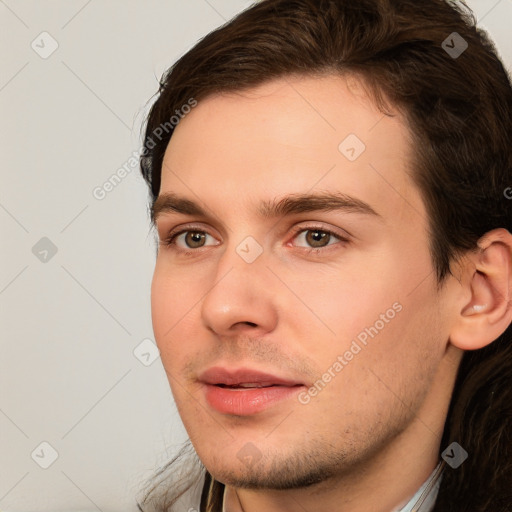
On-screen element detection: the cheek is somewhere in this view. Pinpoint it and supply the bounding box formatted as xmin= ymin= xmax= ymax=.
xmin=150 ymin=266 xmax=171 ymax=340
xmin=287 ymin=247 xmax=436 ymax=373
xmin=150 ymin=267 xmax=199 ymax=404
xmin=150 ymin=263 xmax=198 ymax=362
xmin=287 ymin=260 xmax=400 ymax=347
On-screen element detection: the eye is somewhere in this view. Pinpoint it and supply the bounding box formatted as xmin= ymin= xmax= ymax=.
xmin=290 ymin=226 xmax=349 ymax=252
xmin=160 ymin=227 xmax=218 ymax=251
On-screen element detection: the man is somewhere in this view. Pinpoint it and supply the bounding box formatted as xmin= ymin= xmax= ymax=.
xmin=137 ymin=0 xmax=512 ymax=511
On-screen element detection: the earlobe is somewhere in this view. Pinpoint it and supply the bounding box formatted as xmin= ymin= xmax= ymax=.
xmin=449 ymin=228 xmax=512 ymax=351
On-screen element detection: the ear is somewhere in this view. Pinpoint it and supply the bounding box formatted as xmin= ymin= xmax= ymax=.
xmin=450 ymin=228 xmax=512 ymax=351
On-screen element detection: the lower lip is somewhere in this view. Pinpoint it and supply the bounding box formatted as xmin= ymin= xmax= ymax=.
xmin=203 ymin=383 xmax=305 ymax=415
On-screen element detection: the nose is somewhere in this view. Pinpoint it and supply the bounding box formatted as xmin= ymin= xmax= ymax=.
xmin=200 ymin=243 xmax=278 ymax=338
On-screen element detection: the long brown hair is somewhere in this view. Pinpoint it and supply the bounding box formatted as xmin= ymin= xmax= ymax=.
xmin=137 ymin=1 xmax=512 ymax=510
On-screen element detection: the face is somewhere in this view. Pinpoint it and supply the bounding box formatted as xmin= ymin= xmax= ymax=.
xmin=150 ymin=74 xmax=455 ymax=489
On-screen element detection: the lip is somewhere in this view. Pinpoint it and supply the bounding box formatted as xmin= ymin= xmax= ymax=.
xmin=199 ymin=366 xmax=304 ymax=386
xmin=199 ymin=366 xmax=306 ymax=415
xmin=202 ymin=384 xmax=305 ymax=415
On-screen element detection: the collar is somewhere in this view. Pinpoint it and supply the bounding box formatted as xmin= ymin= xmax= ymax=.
xmin=221 ymin=461 xmax=445 ymax=512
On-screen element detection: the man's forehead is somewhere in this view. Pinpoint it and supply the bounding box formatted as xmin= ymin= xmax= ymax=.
xmin=160 ymin=73 xmax=421 ymax=224
xmin=167 ymin=74 xmax=409 ymax=159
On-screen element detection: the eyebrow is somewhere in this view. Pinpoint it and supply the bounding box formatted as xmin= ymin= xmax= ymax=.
xmin=151 ymin=191 xmax=382 ymax=225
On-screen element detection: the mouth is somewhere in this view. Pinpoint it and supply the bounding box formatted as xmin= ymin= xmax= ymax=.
xmin=199 ymin=366 xmax=306 ymax=415
xmin=199 ymin=366 xmax=304 ymax=387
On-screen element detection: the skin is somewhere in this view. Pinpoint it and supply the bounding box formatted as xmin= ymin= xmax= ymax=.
xmin=150 ymin=74 xmax=512 ymax=512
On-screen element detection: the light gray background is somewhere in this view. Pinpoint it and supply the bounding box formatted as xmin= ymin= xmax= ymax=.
xmin=0 ymin=1 xmax=510 ymax=510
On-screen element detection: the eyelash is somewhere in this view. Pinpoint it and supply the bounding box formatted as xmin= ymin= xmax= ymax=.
xmin=160 ymin=224 xmax=349 ymax=256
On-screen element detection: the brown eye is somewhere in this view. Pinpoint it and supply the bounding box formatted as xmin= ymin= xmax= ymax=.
xmin=290 ymin=225 xmax=349 ymax=254
xmin=161 ymin=228 xmax=220 ymax=252
xmin=304 ymin=230 xmax=331 ymax=248
xmin=184 ymin=231 xmax=207 ymax=248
